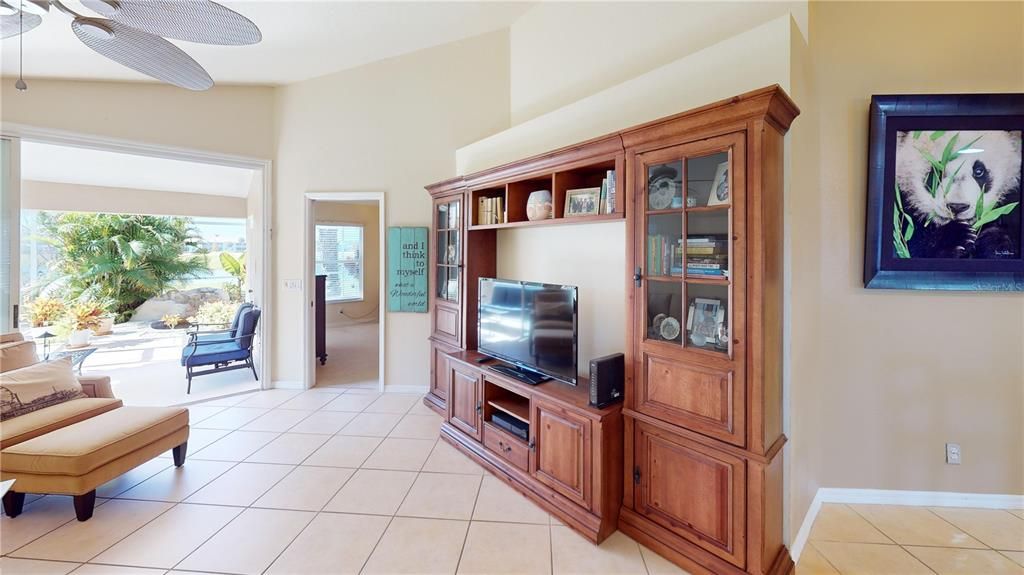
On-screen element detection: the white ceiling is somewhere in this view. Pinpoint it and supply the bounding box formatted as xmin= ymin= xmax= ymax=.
xmin=22 ymin=141 xmax=257 ymax=197
xmin=0 ymin=1 xmax=533 ymax=86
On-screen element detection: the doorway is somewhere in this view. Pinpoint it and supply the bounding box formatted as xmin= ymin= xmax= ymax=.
xmin=305 ymin=193 xmax=386 ymax=392
xmin=0 ymin=130 xmax=273 ymax=405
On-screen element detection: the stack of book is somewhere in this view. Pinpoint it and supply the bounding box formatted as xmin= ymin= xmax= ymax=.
xmin=478 ymin=196 xmax=505 ymax=225
xmin=647 ymin=236 xmax=684 ymax=277
xmin=686 ymin=236 xmax=729 ymax=277
xmin=600 ymin=169 xmax=617 ymax=214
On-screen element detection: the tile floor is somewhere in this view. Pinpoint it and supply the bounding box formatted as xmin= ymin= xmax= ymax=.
xmin=796 ymin=502 xmax=1024 ymax=574
xmin=0 ymin=388 xmax=686 ymax=575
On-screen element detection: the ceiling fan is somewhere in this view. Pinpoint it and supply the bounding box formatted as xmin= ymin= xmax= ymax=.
xmin=0 ymin=0 xmax=262 ymax=91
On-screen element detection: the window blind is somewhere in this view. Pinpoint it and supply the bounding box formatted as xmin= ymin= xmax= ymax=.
xmin=315 ymin=224 xmax=363 ymax=302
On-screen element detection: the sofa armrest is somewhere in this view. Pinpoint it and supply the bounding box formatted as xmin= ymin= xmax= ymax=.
xmin=78 ymin=375 xmax=115 ymax=399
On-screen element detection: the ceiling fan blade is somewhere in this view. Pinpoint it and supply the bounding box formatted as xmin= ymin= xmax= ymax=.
xmin=80 ymin=0 xmax=261 ymax=46
xmin=71 ymin=17 xmax=214 ymax=91
xmin=0 ymin=11 xmax=41 ymax=39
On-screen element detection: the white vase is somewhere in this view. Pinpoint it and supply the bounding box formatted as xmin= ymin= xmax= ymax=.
xmin=93 ymin=316 xmax=114 ymax=335
xmin=68 ymin=329 xmax=92 ymax=348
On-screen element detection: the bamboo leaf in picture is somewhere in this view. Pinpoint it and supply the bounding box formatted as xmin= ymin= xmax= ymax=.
xmin=973 ymin=202 xmax=1020 ymax=231
xmin=913 ymin=130 xmax=922 ymax=140
xmin=929 ymin=130 xmax=946 ymax=141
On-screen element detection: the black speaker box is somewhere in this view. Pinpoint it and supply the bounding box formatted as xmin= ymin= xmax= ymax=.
xmin=589 ymin=353 xmax=624 ymax=408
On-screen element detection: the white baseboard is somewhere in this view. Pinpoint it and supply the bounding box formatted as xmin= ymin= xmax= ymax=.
xmin=791 ymin=487 xmax=1024 ymax=563
xmin=271 ymin=380 xmax=305 ymax=390
xmin=384 ymin=384 xmax=429 ymax=394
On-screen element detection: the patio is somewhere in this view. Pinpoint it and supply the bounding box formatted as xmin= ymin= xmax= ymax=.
xmin=41 ymin=322 xmax=261 ymax=406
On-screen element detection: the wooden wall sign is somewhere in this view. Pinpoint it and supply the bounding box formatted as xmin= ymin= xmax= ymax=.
xmin=387 ymin=226 xmax=428 ymax=312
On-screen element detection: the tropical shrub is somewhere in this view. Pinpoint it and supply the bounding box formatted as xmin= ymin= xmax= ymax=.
xmin=27 ymin=297 xmax=65 ymax=327
xmin=220 ymin=252 xmax=246 ymax=302
xmin=189 ymin=300 xmax=236 ymax=326
xmin=66 ymin=301 xmax=104 ymax=332
xmin=162 ymin=314 xmax=184 ymax=329
xmin=40 ymin=213 xmax=210 ymax=321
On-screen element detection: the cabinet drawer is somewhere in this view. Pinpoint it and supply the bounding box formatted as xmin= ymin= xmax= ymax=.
xmin=634 ymin=420 xmax=746 ymax=567
xmin=483 ymin=423 xmax=529 ymax=471
xmin=433 ymin=304 xmax=460 ymax=344
xmin=636 ymin=353 xmax=744 ymax=447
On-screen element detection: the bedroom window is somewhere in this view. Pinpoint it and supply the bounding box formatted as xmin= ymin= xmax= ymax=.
xmin=315 ymin=224 xmax=363 ymax=302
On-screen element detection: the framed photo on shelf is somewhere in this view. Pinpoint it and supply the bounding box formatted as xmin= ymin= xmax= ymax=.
xmin=864 ymin=93 xmax=1024 ymax=291
xmin=686 ymin=297 xmax=724 ymax=347
xmin=707 ymin=161 xmax=730 ymax=206
xmin=565 ymin=187 xmax=602 ymax=217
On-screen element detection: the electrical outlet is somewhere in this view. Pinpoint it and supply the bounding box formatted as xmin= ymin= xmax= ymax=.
xmin=946 ymin=443 xmax=961 ymax=465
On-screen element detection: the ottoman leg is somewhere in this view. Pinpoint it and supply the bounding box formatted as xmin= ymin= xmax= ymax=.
xmin=2 ymin=490 xmax=25 ymax=518
xmin=74 ymin=490 xmax=96 ymax=522
xmin=173 ymin=441 xmax=188 ymax=467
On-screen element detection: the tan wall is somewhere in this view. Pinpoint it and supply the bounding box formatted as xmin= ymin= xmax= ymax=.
xmin=509 ymin=2 xmax=806 ymax=124
xmin=21 ymin=180 xmax=247 ymax=218
xmin=272 ymin=30 xmax=511 ymax=388
xmin=794 ymin=1 xmax=1024 ymax=512
xmin=1 ymin=79 xmax=274 ymax=160
xmin=313 ymin=201 xmax=381 ymax=325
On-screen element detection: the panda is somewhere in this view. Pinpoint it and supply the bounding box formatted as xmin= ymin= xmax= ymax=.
xmin=895 ymin=130 xmax=1022 ymax=259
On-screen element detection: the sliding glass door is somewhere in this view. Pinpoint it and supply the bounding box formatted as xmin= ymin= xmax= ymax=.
xmin=0 ymin=136 xmax=19 ymax=333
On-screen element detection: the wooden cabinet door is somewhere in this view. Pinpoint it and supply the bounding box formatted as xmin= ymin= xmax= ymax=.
xmin=431 ymin=196 xmax=463 ymax=346
xmin=429 ymin=341 xmax=457 ymax=402
xmin=629 ymin=132 xmax=747 ymax=447
xmin=447 ymin=360 xmax=482 ymax=440
xmin=634 ymin=421 xmax=746 ymax=567
xmin=531 ymin=399 xmax=591 ymax=508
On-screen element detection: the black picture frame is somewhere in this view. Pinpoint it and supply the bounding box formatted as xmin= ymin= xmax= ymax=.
xmin=864 ymin=93 xmax=1024 ymax=291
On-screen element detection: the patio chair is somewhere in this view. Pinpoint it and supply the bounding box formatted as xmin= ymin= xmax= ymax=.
xmin=188 ymin=302 xmax=254 ymax=343
xmin=181 ymin=306 xmax=260 ymax=394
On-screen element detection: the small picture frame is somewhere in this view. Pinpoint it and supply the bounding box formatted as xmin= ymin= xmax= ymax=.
xmin=565 ymin=188 xmax=602 ymax=217
xmin=707 ymin=161 xmax=729 ymax=206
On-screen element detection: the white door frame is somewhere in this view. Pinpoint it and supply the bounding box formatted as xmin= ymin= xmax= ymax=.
xmin=303 ymin=192 xmax=386 ymax=392
xmin=0 ymin=136 xmax=21 ymax=331
xmin=0 ymin=123 xmax=274 ymax=388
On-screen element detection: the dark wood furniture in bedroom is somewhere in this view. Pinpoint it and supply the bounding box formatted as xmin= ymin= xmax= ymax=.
xmin=315 ymin=274 xmax=327 ymax=366
xmin=423 ymin=85 xmax=799 ymax=575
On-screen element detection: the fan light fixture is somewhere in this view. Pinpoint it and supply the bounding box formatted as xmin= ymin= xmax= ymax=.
xmin=3 ymin=0 xmax=262 ymax=91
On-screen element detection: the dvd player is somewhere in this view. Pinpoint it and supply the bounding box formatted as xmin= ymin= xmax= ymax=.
xmin=490 ymin=410 xmax=529 ymax=441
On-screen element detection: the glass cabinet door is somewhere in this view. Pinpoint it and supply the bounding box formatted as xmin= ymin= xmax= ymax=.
xmin=435 ymin=198 xmax=462 ymax=303
xmin=639 ymin=133 xmax=744 ymax=358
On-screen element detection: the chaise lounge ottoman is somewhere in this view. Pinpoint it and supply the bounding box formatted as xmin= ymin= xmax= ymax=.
xmin=1 ymin=405 xmax=189 ymax=521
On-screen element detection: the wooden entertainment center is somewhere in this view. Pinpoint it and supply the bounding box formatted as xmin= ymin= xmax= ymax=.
xmin=424 ymin=86 xmax=799 ymax=575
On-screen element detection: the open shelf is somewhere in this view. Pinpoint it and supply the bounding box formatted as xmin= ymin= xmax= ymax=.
xmin=467 ymin=156 xmax=623 ymax=231
xmin=488 ymin=399 xmax=529 ymax=423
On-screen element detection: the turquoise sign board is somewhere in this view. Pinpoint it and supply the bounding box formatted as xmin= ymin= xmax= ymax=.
xmin=387 ymin=227 xmax=428 ymax=312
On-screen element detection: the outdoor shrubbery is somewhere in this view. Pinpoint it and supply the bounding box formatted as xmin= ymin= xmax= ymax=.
xmin=189 ymin=300 xmax=237 ymax=326
xmin=38 ymin=213 xmax=211 ymax=322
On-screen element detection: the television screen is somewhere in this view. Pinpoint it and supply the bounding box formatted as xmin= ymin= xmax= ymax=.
xmin=478 ymin=278 xmax=578 ymax=385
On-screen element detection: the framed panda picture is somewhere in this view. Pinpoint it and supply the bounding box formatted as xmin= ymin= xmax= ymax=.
xmin=865 ymin=93 xmax=1024 ymax=291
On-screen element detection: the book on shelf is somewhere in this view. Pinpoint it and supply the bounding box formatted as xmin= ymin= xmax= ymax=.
xmin=600 ymin=178 xmax=608 ymax=214
xmin=647 ymin=236 xmax=685 ymax=277
xmin=477 ymin=196 xmax=505 ymax=225
xmin=606 ymin=169 xmax=616 ymax=213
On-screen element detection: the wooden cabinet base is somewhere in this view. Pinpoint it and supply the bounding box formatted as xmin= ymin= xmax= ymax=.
xmin=422 ymin=394 xmax=445 ymax=416
xmin=441 ymin=423 xmax=618 ymax=543
xmin=619 ymin=507 xmax=793 ymax=575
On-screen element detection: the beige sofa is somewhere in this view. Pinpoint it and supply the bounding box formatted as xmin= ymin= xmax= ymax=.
xmin=0 ymin=332 xmax=189 ymax=521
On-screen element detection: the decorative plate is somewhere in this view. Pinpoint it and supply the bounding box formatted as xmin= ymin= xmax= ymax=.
xmin=660 ymin=317 xmax=681 ymax=341
xmin=648 ymin=175 xmax=678 ymax=210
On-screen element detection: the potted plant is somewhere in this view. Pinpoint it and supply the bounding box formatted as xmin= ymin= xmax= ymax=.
xmin=27 ymin=297 xmax=65 ymax=327
xmin=65 ymin=301 xmax=104 ymax=347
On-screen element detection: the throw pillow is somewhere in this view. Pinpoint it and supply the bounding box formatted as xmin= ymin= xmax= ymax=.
xmin=0 ymin=358 xmax=86 ymax=420
xmin=0 ymin=340 xmax=40 ymax=373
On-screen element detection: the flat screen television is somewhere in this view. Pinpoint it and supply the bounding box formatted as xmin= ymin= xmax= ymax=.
xmin=478 ymin=278 xmax=578 ymax=385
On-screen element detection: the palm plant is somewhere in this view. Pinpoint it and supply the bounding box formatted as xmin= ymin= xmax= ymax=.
xmin=219 ymin=252 xmax=246 ymax=301
xmin=41 ymin=213 xmax=211 ymax=322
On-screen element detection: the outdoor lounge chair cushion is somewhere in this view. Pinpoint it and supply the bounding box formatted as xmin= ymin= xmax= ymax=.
xmin=0 ymin=397 xmax=123 ymax=449
xmin=1 ymin=359 xmax=87 ymax=421
xmin=237 ymin=307 xmax=260 ymax=348
xmin=1 ymin=406 xmax=188 ymax=477
xmin=0 ymin=340 xmax=39 ymax=373
xmin=193 ymin=303 xmax=253 ymax=344
xmin=181 ymin=341 xmax=250 ymax=367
